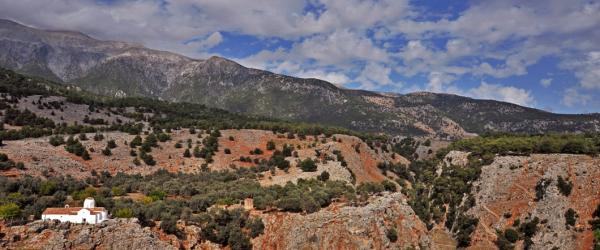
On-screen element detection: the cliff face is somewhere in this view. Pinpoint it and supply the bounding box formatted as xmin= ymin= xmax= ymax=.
xmin=0 ymin=219 xmax=175 ymax=250
xmin=253 ymin=192 xmax=438 ymax=250
xmin=465 ymin=154 xmax=600 ymax=250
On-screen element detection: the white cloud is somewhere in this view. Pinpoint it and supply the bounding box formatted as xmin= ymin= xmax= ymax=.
xmin=201 ymin=32 xmax=223 ymax=48
xmin=181 ymin=31 xmax=223 ymax=55
xmin=296 ymin=70 xmax=350 ymax=85
xmin=289 ymin=29 xmax=390 ymax=66
xmin=562 ymin=87 xmax=592 ymax=107
xmin=561 ymin=51 xmax=600 ymax=89
xmin=540 ymin=78 xmax=553 ymax=87
xmin=236 ymin=30 xmax=390 ymax=88
xmin=465 ymin=82 xmax=535 ymax=106
xmin=426 ymin=72 xmax=455 ymax=93
xmin=419 ymin=78 xmax=535 ymax=107
xmin=445 ymin=39 xmax=474 ymax=58
xmin=356 ymin=62 xmax=394 ymax=89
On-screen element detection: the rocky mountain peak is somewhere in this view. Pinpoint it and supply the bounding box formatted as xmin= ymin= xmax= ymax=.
xmin=1 ymin=19 xmax=599 ymax=137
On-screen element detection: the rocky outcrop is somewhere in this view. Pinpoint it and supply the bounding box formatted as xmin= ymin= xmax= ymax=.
xmin=0 ymin=219 xmax=176 ymax=250
xmin=466 ymin=154 xmax=600 ymax=250
xmin=253 ymin=192 xmax=435 ymax=250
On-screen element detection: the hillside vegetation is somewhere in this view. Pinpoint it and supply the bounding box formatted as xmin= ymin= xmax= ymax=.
xmin=0 ymin=67 xmax=382 ymax=143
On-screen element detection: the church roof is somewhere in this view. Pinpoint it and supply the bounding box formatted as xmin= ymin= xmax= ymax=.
xmin=42 ymin=207 xmax=106 ymax=215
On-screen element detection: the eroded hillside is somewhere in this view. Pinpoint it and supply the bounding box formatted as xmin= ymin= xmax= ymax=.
xmin=466 ymin=154 xmax=600 ymax=250
xmin=0 ymin=129 xmax=401 ymax=186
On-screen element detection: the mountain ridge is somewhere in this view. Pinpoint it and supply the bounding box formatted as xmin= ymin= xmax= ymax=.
xmin=1 ymin=18 xmax=599 ymax=137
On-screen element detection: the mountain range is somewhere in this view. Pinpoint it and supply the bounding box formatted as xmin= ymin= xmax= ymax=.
xmin=1 ymin=18 xmax=599 ymax=137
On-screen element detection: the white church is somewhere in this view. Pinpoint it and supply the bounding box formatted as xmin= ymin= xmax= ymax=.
xmin=42 ymin=197 xmax=108 ymax=224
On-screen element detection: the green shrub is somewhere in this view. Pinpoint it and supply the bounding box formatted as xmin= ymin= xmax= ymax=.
xmin=455 ymin=215 xmax=479 ymax=247
xmin=193 ymin=146 xmax=202 ymax=157
xmin=49 ymin=135 xmax=65 ymax=146
xmin=115 ymin=208 xmax=134 ymax=218
xmin=535 ymin=178 xmax=552 ymax=201
xmin=495 ymin=230 xmax=515 ymax=250
xmin=130 ymin=136 xmax=142 ymax=148
xmin=111 ymin=187 xmax=126 ymax=196
xmin=246 ymin=217 xmax=265 ymax=238
xmin=93 ymin=133 xmax=104 ymax=141
xmin=276 ymin=196 xmax=303 ymax=212
xmin=591 ymin=204 xmax=600 ymax=232
xmin=382 ymin=180 xmax=397 ymax=192
xmin=504 ymin=228 xmax=519 ymax=243
xmin=102 ymin=147 xmax=112 ymax=156
xmin=78 ymin=133 xmax=88 ymax=141
xmin=565 ymin=208 xmax=578 ymax=228
xmin=149 ymin=189 xmax=167 ymax=201
xmin=317 ymin=171 xmax=330 ymax=181
xmin=107 ymin=139 xmax=117 ymax=149
xmin=157 ymin=133 xmax=170 ymax=142
xmin=228 ymin=227 xmax=251 ymax=250
xmin=140 ymin=152 xmax=156 ymax=165
xmin=82 ymin=150 xmax=91 ymax=160
xmin=0 ymin=203 xmax=20 ymax=219
xmin=250 ymin=148 xmax=263 ymax=155
xmin=519 ymin=217 xmax=539 ymax=238
xmin=160 ymin=216 xmax=178 ymax=234
xmin=269 ymin=154 xmax=289 ymax=170
xmin=557 ymin=176 xmax=573 ymax=196
xmin=386 ymin=227 xmax=398 ymax=242
xmin=299 ymin=158 xmax=317 ymax=172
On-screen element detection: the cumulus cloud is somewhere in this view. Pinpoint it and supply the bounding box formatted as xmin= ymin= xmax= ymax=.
xmin=236 ymin=29 xmax=391 ymax=88
xmin=423 ymin=80 xmax=535 ymax=107
xmin=289 ymin=29 xmax=390 ymax=66
xmin=200 ymin=32 xmax=224 ymax=48
xmin=465 ymin=83 xmax=535 ymax=106
xmin=561 ymin=51 xmax=600 ymax=89
xmin=562 ymin=87 xmax=592 ymax=107
xmin=426 ymin=72 xmax=456 ymax=93
xmin=356 ymin=62 xmax=395 ymax=89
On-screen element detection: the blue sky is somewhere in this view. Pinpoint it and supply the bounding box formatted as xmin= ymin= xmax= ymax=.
xmin=1 ymin=0 xmax=599 ymax=113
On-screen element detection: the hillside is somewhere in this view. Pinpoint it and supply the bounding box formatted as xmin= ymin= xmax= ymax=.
xmin=1 ymin=71 xmax=599 ymax=249
xmin=1 ymin=20 xmax=600 ymax=250
xmin=2 ymin=19 xmax=600 ymax=137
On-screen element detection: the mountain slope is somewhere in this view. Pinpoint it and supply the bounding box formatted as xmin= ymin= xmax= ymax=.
xmin=1 ymin=19 xmax=599 ymax=137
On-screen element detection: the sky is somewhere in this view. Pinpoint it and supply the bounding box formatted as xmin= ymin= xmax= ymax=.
xmin=1 ymin=0 xmax=599 ymax=114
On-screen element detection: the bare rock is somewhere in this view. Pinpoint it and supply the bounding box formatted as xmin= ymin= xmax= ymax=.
xmin=253 ymin=192 xmax=435 ymax=250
